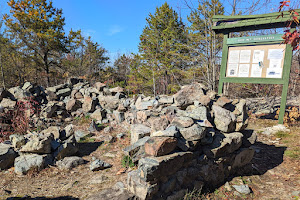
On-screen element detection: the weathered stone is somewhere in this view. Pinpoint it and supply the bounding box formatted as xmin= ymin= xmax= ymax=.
xmin=176 ymin=138 xmax=200 ymax=151
xmin=185 ymin=105 xmax=208 ymax=121
xmin=216 ymin=96 xmax=232 ymax=107
xmin=123 ymin=136 xmax=150 ymax=163
xmin=113 ymin=110 xmax=125 ymax=123
xmin=90 ymin=159 xmax=112 ymax=171
xmin=0 ymin=88 xmax=13 ymax=101
xmin=173 ymin=83 xmax=206 ymax=108
xmin=138 ymin=152 xmax=193 ymax=182
xmin=203 ymin=132 xmax=243 ymax=158
xmin=46 ymin=91 xmax=58 ymax=101
xmin=171 ymin=116 xmax=194 ymax=128
xmin=64 ymin=124 xmax=74 ymax=139
xmin=22 ymin=82 xmax=34 ymax=91
xmin=137 ymin=110 xmax=150 ymax=123
xmin=0 ymin=143 xmax=17 ymax=170
xmin=41 ymin=126 xmax=60 ymax=140
xmin=90 ymin=109 xmax=106 ymax=121
xmin=180 ymin=124 xmax=206 ymax=141
xmin=158 ymin=95 xmax=174 ymax=104
xmin=212 ymin=105 xmax=236 ymax=133
xmin=198 ymin=95 xmax=211 ymax=106
xmin=56 ymin=156 xmax=85 ymax=170
xmin=127 ymin=170 xmax=159 ymax=200
xmin=232 ymin=185 xmax=251 ymax=194
xmin=54 ymin=142 xmax=79 ymax=160
xmin=0 ymin=98 xmax=16 ymax=108
xmin=74 ymin=130 xmax=90 ymax=142
xmin=14 ymin=154 xmax=53 ymax=175
xmin=74 ymin=91 xmax=84 ymax=99
xmin=130 ymin=124 xmax=151 ymax=144
xmin=8 ymin=86 xmax=31 ymax=100
xmin=46 ymin=84 xmax=67 ymax=93
xmin=9 ymin=134 xmax=26 ymax=149
xmin=66 ymin=99 xmax=82 ymax=111
xmin=41 ymin=102 xmax=58 ymax=118
xmin=85 ymin=187 xmax=135 ymax=200
xmin=94 ymin=82 xmax=106 ymax=91
xmin=151 ymin=126 xmax=179 ymax=137
xmin=98 ymin=95 xmax=120 ymax=110
xmin=144 ymin=137 xmax=177 ymax=157
xmin=88 ymin=120 xmax=102 ymax=132
xmin=56 ymin=88 xmax=71 ymax=98
xmin=135 ymin=96 xmax=156 ymax=110
xmin=150 ymin=116 xmax=169 ymax=132
xmin=20 ymin=134 xmax=53 ymax=154
xmin=82 ymin=97 xmax=98 ymax=113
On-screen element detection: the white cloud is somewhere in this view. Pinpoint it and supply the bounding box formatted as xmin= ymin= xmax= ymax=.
xmin=108 ymin=25 xmax=123 ymax=36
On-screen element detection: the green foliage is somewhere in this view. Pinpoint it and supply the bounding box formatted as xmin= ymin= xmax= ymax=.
xmin=3 ymin=0 xmax=81 ymax=85
xmin=121 ymin=155 xmax=135 ymax=168
xmin=275 ymin=131 xmax=290 ymax=138
xmin=135 ymin=2 xmax=189 ymax=95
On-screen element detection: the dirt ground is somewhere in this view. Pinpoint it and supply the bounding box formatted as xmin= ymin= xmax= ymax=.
xmin=0 ymin=118 xmax=299 ymax=200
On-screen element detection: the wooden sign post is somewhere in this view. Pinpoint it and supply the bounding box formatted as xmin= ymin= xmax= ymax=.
xmin=212 ymin=10 xmax=300 ymax=124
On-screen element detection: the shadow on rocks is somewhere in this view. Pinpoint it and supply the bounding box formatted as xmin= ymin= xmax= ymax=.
xmin=6 ymin=196 xmax=79 ymax=200
xmin=77 ymin=141 xmax=103 ymax=157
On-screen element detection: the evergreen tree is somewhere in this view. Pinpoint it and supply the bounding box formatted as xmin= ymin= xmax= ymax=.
xmin=3 ymin=0 xmax=80 ymax=86
xmin=187 ymin=0 xmax=224 ymax=91
xmin=138 ymin=2 xmax=189 ymax=95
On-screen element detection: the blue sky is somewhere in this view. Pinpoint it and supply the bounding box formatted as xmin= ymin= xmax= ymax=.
xmin=0 ymin=0 xmax=295 ymax=62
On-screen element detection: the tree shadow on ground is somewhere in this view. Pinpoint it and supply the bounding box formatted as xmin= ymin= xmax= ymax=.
xmin=6 ymin=196 xmax=79 ymax=200
xmin=77 ymin=141 xmax=103 ymax=157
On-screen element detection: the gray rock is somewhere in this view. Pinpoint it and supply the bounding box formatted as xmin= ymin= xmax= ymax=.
xmin=90 ymin=109 xmax=106 ymax=121
xmin=123 ymin=136 xmax=150 ymax=163
xmin=74 ymin=130 xmax=90 ymax=142
xmin=232 ymin=185 xmax=251 ymax=194
xmin=173 ymin=83 xmax=206 ymax=108
xmin=56 ymin=156 xmax=85 ymax=170
xmin=20 ymin=134 xmax=53 ymax=154
xmin=82 ymin=97 xmax=98 ymax=113
xmin=64 ymin=124 xmax=74 ymax=139
xmin=113 ymin=110 xmax=125 ymax=123
xmin=90 ymin=159 xmax=112 ymax=171
xmin=135 ymin=96 xmax=155 ymax=110
xmin=41 ymin=102 xmax=58 ymax=118
xmin=158 ymin=95 xmax=174 ymax=104
xmin=66 ymin=99 xmax=82 ymax=111
xmin=241 ymin=130 xmax=257 ymax=147
xmin=130 ymin=124 xmax=151 ymax=144
xmin=88 ymin=120 xmax=102 ymax=132
xmin=54 ymin=142 xmax=79 ymax=160
xmin=0 ymin=98 xmax=16 ymax=108
xmin=151 ymin=126 xmax=180 ymax=137
xmin=9 ymin=134 xmax=26 ymax=149
xmin=180 ymin=124 xmax=206 ymax=141
xmin=86 ymin=187 xmax=135 ymax=200
xmin=232 ymin=148 xmax=255 ymax=168
xmin=212 ymin=105 xmax=236 ymax=133
xmin=56 ymin=88 xmax=71 ymax=98
xmin=41 ymin=126 xmax=60 ymax=140
xmin=203 ymin=132 xmax=243 ymax=158
xmin=22 ymin=82 xmax=34 ymax=91
xmin=171 ymin=116 xmax=194 ymax=128
xmin=149 ymin=116 xmax=169 ymax=132
xmin=46 ymin=84 xmax=67 ymax=93
xmin=8 ymin=86 xmax=31 ymax=100
xmin=0 ymin=143 xmax=17 ymax=170
xmin=14 ymin=154 xmax=53 ymax=175
xmin=98 ymin=95 xmax=120 ymax=110
xmin=185 ymin=105 xmax=208 ymax=121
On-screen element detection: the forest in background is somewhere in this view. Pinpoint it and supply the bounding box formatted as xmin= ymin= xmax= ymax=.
xmin=0 ymin=0 xmax=299 ymax=98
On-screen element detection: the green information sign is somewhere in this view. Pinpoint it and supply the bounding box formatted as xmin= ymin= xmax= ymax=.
xmin=212 ymin=10 xmax=297 ymax=124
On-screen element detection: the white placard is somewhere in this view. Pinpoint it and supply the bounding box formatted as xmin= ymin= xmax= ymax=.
xmin=228 ymin=50 xmax=240 ymax=63
xmin=266 ymin=68 xmax=283 ymax=78
xmin=269 ymin=59 xmax=282 ymax=68
xmin=238 ymin=64 xmax=250 ymax=77
xmin=251 ymin=64 xmax=262 ymax=77
xmin=253 ymin=50 xmax=264 ymax=63
xmin=227 ymin=63 xmax=238 ymax=76
xmin=239 ymin=50 xmax=251 ymax=63
xmin=268 ymin=49 xmax=284 ymax=60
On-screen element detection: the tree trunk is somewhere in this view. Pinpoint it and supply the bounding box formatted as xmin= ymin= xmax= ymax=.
xmin=0 ymin=52 xmax=5 ymax=89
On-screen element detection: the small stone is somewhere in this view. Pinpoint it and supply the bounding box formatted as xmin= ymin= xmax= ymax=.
xmin=56 ymin=156 xmax=85 ymax=170
xmin=232 ymin=185 xmax=251 ymax=194
xmin=90 ymin=159 xmax=112 ymax=171
xmin=117 ymin=133 xmax=125 ymax=139
xmin=224 ymin=182 xmax=232 ymax=191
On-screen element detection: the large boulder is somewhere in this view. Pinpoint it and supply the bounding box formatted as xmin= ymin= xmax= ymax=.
xmin=173 ymin=83 xmax=206 ymax=108
xmin=66 ymin=99 xmax=82 ymax=112
xmin=82 ymin=97 xmax=99 ymax=113
xmin=144 ymin=137 xmax=177 ymax=157
xmin=0 ymin=98 xmax=16 ymax=108
xmin=14 ymin=154 xmax=53 ymax=175
xmin=179 ymin=124 xmax=206 ymax=141
xmin=130 ymin=124 xmax=151 ymax=144
xmin=212 ymin=105 xmax=236 ymax=133
xmin=20 ymin=134 xmax=54 ymax=154
xmin=56 ymin=156 xmax=85 ymax=170
xmin=0 ymin=143 xmax=17 ymax=170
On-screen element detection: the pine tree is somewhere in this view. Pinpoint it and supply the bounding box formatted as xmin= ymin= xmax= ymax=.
xmin=138 ymin=2 xmax=189 ymax=95
xmin=3 ymin=0 xmax=80 ymax=86
xmin=187 ymin=0 xmax=224 ymax=91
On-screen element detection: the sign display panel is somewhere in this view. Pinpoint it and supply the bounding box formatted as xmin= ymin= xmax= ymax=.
xmin=226 ymin=44 xmax=286 ymax=79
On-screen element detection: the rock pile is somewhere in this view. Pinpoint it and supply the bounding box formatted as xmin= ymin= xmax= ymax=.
xmin=0 ymin=79 xmax=256 ymax=199
xmin=122 ymin=84 xmax=255 ymax=199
